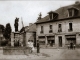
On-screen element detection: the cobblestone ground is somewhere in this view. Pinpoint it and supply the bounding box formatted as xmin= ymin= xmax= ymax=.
xmin=40 ymin=48 xmax=80 ymax=60
xmin=0 ymin=48 xmax=80 ymax=60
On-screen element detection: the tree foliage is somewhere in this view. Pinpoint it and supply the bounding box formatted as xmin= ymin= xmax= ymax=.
xmin=3 ymin=23 xmax=12 ymax=40
xmin=20 ymin=27 xmax=25 ymax=33
xmin=0 ymin=24 xmax=5 ymax=33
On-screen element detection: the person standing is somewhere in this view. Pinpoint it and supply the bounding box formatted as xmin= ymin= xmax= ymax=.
xmin=30 ymin=41 xmax=34 ymax=53
xmin=68 ymin=44 xmax=70 ymax=49
xmin=73 ymin=44 xmax=75 ymax=49
xmin=37 ymin=40 xmax=40 ymax=53
xmin=27 ymin=40 xmax=31 ymax=53
xmin=70 ymin=42 xmax=73 ymax=49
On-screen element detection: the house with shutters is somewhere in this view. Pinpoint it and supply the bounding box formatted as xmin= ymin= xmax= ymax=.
xmin=35 ymin=1 xmax=80 ymax=48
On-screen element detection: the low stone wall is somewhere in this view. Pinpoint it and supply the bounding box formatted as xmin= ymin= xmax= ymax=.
xmin=3 ymin=47 xmax=30 ymax=55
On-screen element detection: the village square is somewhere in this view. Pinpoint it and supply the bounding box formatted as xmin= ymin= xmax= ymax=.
xmin=0 ymin=0 xmax=80 ymax=60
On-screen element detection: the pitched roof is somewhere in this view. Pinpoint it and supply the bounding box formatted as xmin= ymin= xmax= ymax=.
xmin=35 ymin=2 xmax=80 ymax=24
xmin=25 ymin=24 xmax=36 ymax=32
xmin=28 ymin=35 xmax=34 ymax=40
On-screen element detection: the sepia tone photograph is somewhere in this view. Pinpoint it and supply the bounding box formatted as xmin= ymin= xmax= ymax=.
xmin=0 ymin=0 xmax=80 ymax=60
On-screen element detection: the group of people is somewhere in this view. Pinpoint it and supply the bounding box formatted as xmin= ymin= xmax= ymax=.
xmin=27 ymin=40 xmax=40 ymax=53
xmin=68 ymin=43 xmax=75 ymax=49
xmin=27 ymin=40 xmax=34 ymax=53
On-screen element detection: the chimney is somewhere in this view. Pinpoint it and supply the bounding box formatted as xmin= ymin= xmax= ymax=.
xmin=75 ymin=1 xmax=80 ymax=4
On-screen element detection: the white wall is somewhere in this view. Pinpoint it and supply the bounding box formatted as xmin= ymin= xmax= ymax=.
xmin=26 ymin=32 xmax=34 ymax=46
xmin=37 ymin=18 xmax=80 ymax=35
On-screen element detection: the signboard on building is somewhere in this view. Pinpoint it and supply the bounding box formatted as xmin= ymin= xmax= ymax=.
xmin=65 ymin=35 xmax=76 ymax=38
xmin=47 ymin=36 xmax=55 ymax=40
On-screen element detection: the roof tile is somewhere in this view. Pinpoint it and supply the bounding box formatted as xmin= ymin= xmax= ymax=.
xmin=35 ymin=3 xmax=80 ymax=24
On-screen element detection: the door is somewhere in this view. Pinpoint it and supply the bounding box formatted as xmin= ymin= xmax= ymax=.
xmin=59 ymin=36 xmax=62 ymax=47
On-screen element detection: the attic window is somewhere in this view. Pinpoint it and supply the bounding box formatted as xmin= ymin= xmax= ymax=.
xmin=68 ymin=8 xmax=79 ymax=17
xmin=48 ymin=11 xmax=58 ymax=20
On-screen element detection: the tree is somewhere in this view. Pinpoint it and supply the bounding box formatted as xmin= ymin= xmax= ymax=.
xmin=0 ymin=24 xmax=5 ymax=33
xmin=0 ymin=24 xmax=6 ymax=46
xmin=20 ymin=27 xmax=25 ymax=33
xmin=3 ymin=23 xmax=12 ymax=45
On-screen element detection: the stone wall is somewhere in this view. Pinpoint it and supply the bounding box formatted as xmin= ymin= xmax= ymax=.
xmin=3 ymin=47 xmax=30 ymax=55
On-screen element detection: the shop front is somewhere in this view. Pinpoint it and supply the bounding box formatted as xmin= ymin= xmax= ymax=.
xmin=47 ymin=36 xmax=55 ymax=47
xmin=38 ymin=36 xmax=45 ymax=45
xmin=65 ymin=35 xmax=76 ymax=45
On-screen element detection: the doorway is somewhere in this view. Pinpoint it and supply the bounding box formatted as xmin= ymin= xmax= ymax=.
xmin=59 ymin=36 xmax=62 ymax=47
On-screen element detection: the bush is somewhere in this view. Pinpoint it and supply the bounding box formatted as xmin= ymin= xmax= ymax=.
xmin=1 ymin=40 xmax=8 ymax=46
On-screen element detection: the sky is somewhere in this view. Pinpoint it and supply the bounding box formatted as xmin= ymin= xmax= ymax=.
xmin=0 ymin=0 xmax=76 ymax=32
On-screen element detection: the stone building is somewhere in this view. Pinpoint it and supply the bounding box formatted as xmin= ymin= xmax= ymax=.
xmin=11 ymin=32 xmax=21 ymax=47
xmin=35 ymin=1 xmax=80 ymax=48
xmin=11 ymin=23 xmax=36 ymax=47
xmin=19 ymin=23 xmax=36 ymax=47
xmin=25 ymin=23 xmax=36 ymax=47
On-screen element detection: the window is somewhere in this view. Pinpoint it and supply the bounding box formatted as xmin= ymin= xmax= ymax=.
xmin=50 ymin=25 xmax=52 ymax=29
xmin=40 ymin=26 xmax=43 ymax=33
xmin=58 ymin=24 xmax=62 ymax=32
xmin=49 ymin=13 xmax=53 ymax=20
xmin=74 ymin=9 xmax=79 ymax=16
xmin=49 ymin=25 xmax=53 ymax=33
xmin=68 ymin=23 xmax=73 ymax=31
xmin=38 ymin=36 xmax=45 ymax=45
xmin=68 ymin=8 xmax=79 ymax=17
xmin=48 ymin=11 xmax=58 ymax=20
xmin=68 ymin=9 xmax=73 ymax=17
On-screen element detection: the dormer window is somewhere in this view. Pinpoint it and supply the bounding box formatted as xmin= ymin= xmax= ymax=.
xmin=68 ymin=7 xmax=79 ymax=17
xmin=68 ymin=9 xmax=73 ymax=17
xmin=48 ymin=11 xmax=58 ymax=20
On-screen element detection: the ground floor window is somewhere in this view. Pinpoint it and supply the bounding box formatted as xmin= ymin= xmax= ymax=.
xmin=47 ymin=40 xmax=55 ymax=47
xmin=47 ymin=36 xmax=55 ymax=47
xmin=65 ymin=35 xmax=76 ymax=45
xmin=39 ymin=41 xmax=45 ymax=45
xmin=66 ymin=38 xmax=76 ymax=44
xmin=38 ymin=36 xmax=45 ymax=45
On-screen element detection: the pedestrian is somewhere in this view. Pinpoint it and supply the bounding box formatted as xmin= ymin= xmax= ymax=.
xmin=70 ymin=42 xmax=73 ymax=49
xmin=68 ymin=44 xmax=70 ymax=49
xmin=30 ymin=41 xmax=34 ymax=53
xmin=73 ymin=44 xmax=75 ymax=49
xmin=27 ymin=40 xmax=31 ymax=53
xmin=37 ymin=40 xmax=40 ymax=53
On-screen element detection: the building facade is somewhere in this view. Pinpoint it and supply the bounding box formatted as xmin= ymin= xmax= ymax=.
xmin=25 ymin=23 xmax=36 ymax=47
xmin=19 ymin=23 xmax=36 ymax=47
xmin=35 ymin=1 xmax=80 ymax=48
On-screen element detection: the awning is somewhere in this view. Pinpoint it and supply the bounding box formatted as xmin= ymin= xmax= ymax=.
xmin=39 ymin=38 xmax=45 ymax=41
xmin=65 ymin=35 xmax=76 ymax=38
xmin=47 ymin=36 xmax=55 ymax=40
xmin=47 ymin=38 xmax=55 ymax=40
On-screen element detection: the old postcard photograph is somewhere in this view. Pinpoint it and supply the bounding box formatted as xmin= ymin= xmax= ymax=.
xmin=0 ymin=0 xmax=79 ymax=60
